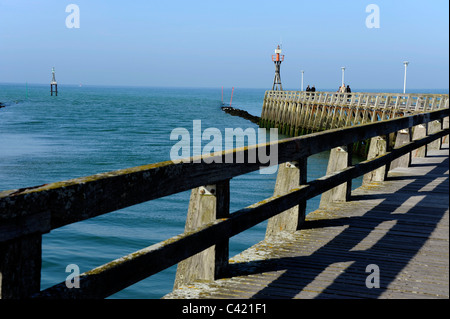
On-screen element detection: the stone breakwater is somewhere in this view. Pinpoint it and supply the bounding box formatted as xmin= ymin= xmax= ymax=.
xmin=221 ymin=106 xmax=260 ymax=124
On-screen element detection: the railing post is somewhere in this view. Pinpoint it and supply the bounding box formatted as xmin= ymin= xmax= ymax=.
xmin=173 ymin=179 xmax=230 ymax=290
xmin=427 ymin=120 xmax=443 ymax=151
xmin=412 ymin=124 xmax=427 ymax=158
xmin=319 ymin=145 xmax=352 ymax=208
xmin=442 ymin=116 xmax=449 ymax=146
xmin=266 ymin=157 xmax=307 ymax=238
xmin=0 ymin=234 xmax=42 ymax=299
xmin=384 ymin=132 xmax=396 ymax=178
xmin=363 ymin=135 xmax=387 ymax=184
xmin=390 ymin=128 xmax=412 ymax=170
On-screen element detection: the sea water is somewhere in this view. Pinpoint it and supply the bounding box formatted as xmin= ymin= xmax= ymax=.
xmin=1 ymin=84 xmax=443 ymax=298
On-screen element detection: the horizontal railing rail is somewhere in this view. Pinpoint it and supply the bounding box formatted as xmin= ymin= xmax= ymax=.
xmin=0 ymin=108 xmax=448 ymax=299
xmin=262 ymin=91 xmax=449 ymax=113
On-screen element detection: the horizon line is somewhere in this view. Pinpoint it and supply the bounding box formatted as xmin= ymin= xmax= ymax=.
xmin=1 ymin=81 xmax=449 ymax=93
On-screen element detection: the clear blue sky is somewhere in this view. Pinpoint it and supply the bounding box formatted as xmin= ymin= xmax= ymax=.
xmin=0 ymin=0 xmax=448 ymax=90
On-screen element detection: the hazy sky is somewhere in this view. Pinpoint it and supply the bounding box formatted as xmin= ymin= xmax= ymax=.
xmin=0 ymin=0 xmax=448 ymax=90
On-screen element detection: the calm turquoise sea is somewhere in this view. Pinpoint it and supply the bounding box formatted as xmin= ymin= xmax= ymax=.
xmin=0 ymin=84 xmax=446 ymax=298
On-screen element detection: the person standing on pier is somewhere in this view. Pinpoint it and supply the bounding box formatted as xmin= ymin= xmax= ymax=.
xmin=306 ymin=85 xmax=311 ymax=98
xmin=346 ymin=85 xmax=352 ymax=101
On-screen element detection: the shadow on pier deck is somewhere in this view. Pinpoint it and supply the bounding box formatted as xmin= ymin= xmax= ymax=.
xmin=165 ymin=145 xmax=449 ymax=299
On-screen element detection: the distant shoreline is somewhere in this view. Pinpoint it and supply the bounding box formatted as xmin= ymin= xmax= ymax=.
xmin=0 ymin=82 xmax=448 ymax=94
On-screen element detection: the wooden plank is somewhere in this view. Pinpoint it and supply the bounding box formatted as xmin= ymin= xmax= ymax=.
xmin=266 ymin=158 xmax=307 ymax=237
xmin=2 ymin=109 xmax=446 ymax=242
xmin=0 ymin=234 xmax=42 ymax=299
xmin=363 ymin=136 xmax=388 ymax=184
xmin=174 ymin=180 xmax=230 ymax=289
xmin=320 ymin=146 xmax=350 ymax=208
xmin=35 ymin=217 xmax=235 ymax=299
xmin=1 ymin=102 xmax=448 ymax=300
xmin=35 ymin=133 xmax=447 ymax=298
xmin=165 ymin=145 xmax=449 ymax=299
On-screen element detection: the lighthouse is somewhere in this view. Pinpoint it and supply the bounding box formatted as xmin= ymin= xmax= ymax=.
xmin=50 ymin=67 xmax=58 ymax=96
xmin=272 ymin=45 xmax=284 ymax=91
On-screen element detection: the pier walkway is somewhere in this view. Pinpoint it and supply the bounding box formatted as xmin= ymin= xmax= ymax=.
xmin=165 ymin=145 xmax=449 ymax=299
xmin=1 ymin=104 xmax=448 ymax=299
xmin=259 ymin=91 xmax=449 ymax=137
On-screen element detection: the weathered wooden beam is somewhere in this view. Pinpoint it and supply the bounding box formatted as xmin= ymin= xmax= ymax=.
xmin=428 ymin=120 xmax=443 ymax=151
xmin=33 ymin=127 xmax=448 ymax=299
xmin=266 ymin=158 xmax=307 ymax=238
xmin=442 ymin=116 xmax=449 ymax=146
xmin=0 ymin=234 xmax=42 ymax=299
xmin=390 ymin=128 xmax=412 ymax=170
xmin=174 ymin=180 xmax=230 ymax=289
xmin=412 ymin=124 xmax=427 ymax=158
xmin=363 ymin=135 xmax=388 ymax=184
xmin=1 ymin=109 xmax=448 ymax=243
xmin=320 ymin=146 xmax=351 ymax=208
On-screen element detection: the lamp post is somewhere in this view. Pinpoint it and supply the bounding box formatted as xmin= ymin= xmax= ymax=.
xmin=341 ymin=67 xmax=345 ymax=87
xmin=301 ymin=70 xmax=304 ymax=91
xmin=403 ymin=61 xmax=409 ymax=94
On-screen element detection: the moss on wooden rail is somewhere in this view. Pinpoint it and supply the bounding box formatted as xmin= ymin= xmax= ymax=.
xmin=33 ymin=127 xmax=449 ymax=298
xmin=1 ymin=109 xmax=447 ymax=242
xmin=0 ymin=108 xmax=448 ymax=299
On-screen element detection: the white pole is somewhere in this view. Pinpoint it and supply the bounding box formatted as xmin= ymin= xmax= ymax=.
xmin=403 ymin=61 xmax=409 ymax=94
xmin=301 ymin=70 xmax=304 ymax=91
xmin=341 ymin=67 xmax=345 ymax=87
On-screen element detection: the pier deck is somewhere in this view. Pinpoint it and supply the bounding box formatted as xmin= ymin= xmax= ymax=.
xmin=165 ymin=145 xmax=449 ymax=299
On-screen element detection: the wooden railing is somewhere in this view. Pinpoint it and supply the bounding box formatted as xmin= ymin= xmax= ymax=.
xmin=260 ymin=91 xmax=449 ymax=136
xmin=0 ymin=108 xmax=448 ymax=299
xmin=262 ymin=91 xmax=449 ymax=112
